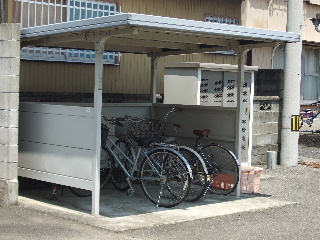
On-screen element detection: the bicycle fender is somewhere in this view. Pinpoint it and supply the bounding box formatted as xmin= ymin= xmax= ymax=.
xmin=173 ymin=145 xmax=209 ymax=175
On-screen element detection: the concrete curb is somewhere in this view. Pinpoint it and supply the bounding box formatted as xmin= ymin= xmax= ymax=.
xmin=18 ymin=195 xmax=295 ymax=232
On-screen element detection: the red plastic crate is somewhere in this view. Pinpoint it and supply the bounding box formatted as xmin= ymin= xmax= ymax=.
xmin=210 ymin=174 xmax=235 ymax=190
xmin=210 ymin=166 xmax=263 ymax=193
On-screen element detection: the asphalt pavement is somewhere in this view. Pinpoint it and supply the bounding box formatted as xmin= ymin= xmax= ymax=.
xmin=1 ymin=118 xmax=319 ymax=239
xmin=1 ymin=161 xmax=319 ymax=239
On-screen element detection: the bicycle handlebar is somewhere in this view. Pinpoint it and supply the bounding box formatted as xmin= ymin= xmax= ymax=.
xmin=101 ymin=114 xmax=124 ymax=127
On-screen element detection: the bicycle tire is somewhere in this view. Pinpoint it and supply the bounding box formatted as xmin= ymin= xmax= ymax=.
xmin=110 ymin=140 xmax=132 ymax=191
xmin=174 ymin=146 xmax=208 ymax=202
xmin=201 ymin=144 xmax=239 ymax=195
xmin=140 ymin=148 xmax=191 ymax=208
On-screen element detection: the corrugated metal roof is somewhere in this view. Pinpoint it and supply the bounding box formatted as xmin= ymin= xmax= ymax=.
xmin=21 ymin=13 xmax=300 ymax=55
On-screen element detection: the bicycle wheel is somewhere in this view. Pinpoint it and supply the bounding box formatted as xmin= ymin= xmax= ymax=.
xmin=140 ymin=148 xmax=191 ymax=208
xmin=110 ymin=140 xmax=132 ymax=191
xmin=174 ymin=146 xmax=208 ymax=202
xmin=201 ymin=144 xmax=239 ymax=195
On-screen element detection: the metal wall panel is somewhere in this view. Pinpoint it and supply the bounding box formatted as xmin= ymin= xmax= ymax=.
xmin=153 ymin=104 xmax=237 ymax=152
xmin=18 ymin=102 xmax=95 ymax=189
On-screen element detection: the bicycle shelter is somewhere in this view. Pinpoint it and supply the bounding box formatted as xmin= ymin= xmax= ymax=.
xmin=19 ymin=13 xmax=300 ymax=216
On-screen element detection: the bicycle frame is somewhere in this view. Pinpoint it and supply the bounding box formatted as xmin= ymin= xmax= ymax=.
xmin=104 ymin=136 xmax=146 ymax=180
xmin=300 ymin=106 xmax=320 ymax=127
xmin=103 ymin=136 xmax=193 ymax=181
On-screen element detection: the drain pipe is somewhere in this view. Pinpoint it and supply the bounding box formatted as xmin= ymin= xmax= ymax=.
xmin=280 ymin=0 xmax=303 ymax=166
xmin=1 ymin=0 xmax=4 ymax=23
xmin=267 ymin=0 xmax=274 ymax=29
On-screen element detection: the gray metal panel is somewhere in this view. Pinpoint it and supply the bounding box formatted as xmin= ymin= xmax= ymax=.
xmin=21 ymin=13 xmax=300 ymax=42
xmin=19 ymin=141 xmax=92 ymax=180
xmin=19 ymin=111 xmax=94 ymax=149
xmin=20 ymin=14 xmax=132 ymax=38
xmin=20 ymin=102 xmax=94 ymax=117
xmin=20 ymin=13 xmax=300 ymax=54
xmin=127 ymin=13 xmax=300 ymax=42
xmin=18 ymin=103 xmax=95 ymax=188
xmin=18 ymin=168 xmax=92 ymax=190
xmin=153 ymin=105 xmax=236 ymax=146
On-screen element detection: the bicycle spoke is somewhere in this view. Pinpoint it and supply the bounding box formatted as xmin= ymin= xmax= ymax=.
xmin=201 ymin=144 xmax=239 ymax=195
xmin=140 ymin=149 xmax=190 ymax=208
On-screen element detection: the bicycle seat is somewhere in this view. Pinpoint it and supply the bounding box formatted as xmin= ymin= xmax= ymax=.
xmin=155 ymin=135 xmax=176 ymax=143
xmin=133 ymin=136 xmax=154 ymax=147
xmin=193 ymin=129 xmax=211 ymax=137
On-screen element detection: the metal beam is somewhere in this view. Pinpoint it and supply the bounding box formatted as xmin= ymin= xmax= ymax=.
xmin=155 ymin=42 xmax=278 ymax=57
xmin=21 ymin=28 xmax=139 ymax=48
xmin=124 ymin=29 xmax=239 ymax=46
xmin=106 ymin=36 xmax=200 ymax=50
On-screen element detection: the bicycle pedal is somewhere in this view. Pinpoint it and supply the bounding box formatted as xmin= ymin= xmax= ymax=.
xmin=126 ymin=188 xmax=134 ymax=196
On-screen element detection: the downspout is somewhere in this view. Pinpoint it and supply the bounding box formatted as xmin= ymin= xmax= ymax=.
xmin=268 ymin=0 xmax=276 ymax=68
xmin=267 ymin=0 xmax=274 ymax=30
xmin=1 ymin=0 xmax=5 ymax=23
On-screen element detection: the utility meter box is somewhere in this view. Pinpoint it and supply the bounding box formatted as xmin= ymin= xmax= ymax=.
xmin=163 ymin=62 xmax=258 ymax=107
xmin=163 ymin=62 xmax=258 ymax=166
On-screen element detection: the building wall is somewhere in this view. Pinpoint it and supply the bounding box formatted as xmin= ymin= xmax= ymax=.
xmin=252 ymin=97 xmax=281 ymax=164
xmin=242 ymin=0 xmax=320 ymax=70
xmin=303 ymin=1 xmax=320 ymax=42
xmin=19 ymin=0 xmax=241 ymax=95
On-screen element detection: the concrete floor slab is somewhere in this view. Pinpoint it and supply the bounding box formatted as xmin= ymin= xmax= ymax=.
xmin=18 ymin=184 xmax=294 ymax=232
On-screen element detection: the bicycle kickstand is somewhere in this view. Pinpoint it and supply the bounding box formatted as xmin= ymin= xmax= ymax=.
xmin=126 ymin=178 xmax=134 ymax=196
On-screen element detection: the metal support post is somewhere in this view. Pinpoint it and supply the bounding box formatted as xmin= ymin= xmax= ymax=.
xmin=235 ymin=48 xmax=250 ymax=197
xmin=92 ymin=36 xmax=108 ymax=216
xmin=150 ymin=55 xmax=160 ymax=103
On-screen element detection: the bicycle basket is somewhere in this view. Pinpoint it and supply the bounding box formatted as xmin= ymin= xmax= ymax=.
xmin=101 ymin=123 xmax=109 ymax=149
xmin=115 ymin=121 xmax=141 ymax=140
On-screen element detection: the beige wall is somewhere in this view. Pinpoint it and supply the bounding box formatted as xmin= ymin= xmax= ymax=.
xmin=303 ymin=2 xmax=320 ymax=42
xmin=20 ymin=0 xmax=241 ymax=95
xmin=242 ymin=0 xmax=320 ymax=69
xmin=242 ymin=0 xmax=320 ymax=42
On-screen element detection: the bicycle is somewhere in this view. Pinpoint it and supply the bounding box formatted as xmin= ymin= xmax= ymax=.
xmin=300 ymin=101 xmax=320 ymax=128
xmin=192 ymin=129 xmax=239 ymax=195
xmin=100 ymin=114 xmax=193 ymax=208
xmin=109 ymin=114 xmax=208 ymax=203
xmin=157 ymin=107 xmax=239 ymax=196
xmin=148 ymin=111 xmax=209 ymax=202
